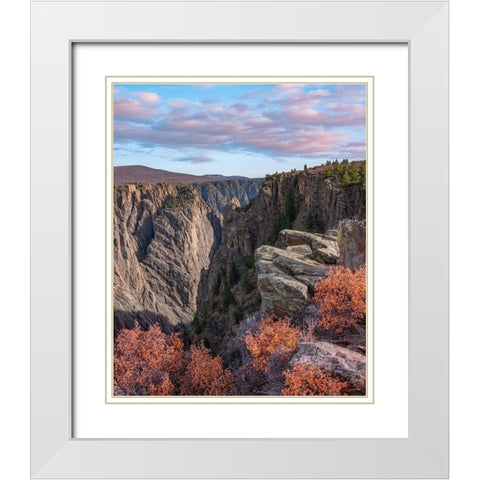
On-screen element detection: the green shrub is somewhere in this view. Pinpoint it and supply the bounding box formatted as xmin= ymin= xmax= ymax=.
xmin=192 ymin=314 xmax=205 ymax=335
xmin=243 ymin=254 xmax=255 ymax=269
xmin=233 ymin=305 xmax=244 ymax=324
xmin=285 ymin=190 xmax=296 ymax=224
xmin=213 ymin=273 xmax=222 ymax=296
xmin=241 ymin=269 xmax=255 ymax=293
xmin=222 ymin=283 xmax=235 ymax=308
xmin=305 ymin=211 xmax=314 ymax=230
xmin=349 ymin=164 xmax=361 ymax=183
xmin=341 ymin=171 xmax=351 ymax=188
xmin=229 ymin=261 xmax=239 ymax=286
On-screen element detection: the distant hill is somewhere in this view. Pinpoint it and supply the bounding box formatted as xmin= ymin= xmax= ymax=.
xmin=202 ymin=174 xmax=249 ymax=180
xmin=114 ymin=165 xmax=255 ymax=185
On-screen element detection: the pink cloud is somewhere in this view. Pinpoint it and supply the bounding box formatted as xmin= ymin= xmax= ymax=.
xmin=281 ymin=105 xmax=365 ymax=127
xmin=263 ymin=86 xmax=332 ymax=109
xmin=168 ymin=99 xmax=188 ymax=108
xmin=331 ymin=85 xmax=366 ymax=103
xmin=325 ymin=103 xmax=365 ymax=115
xmin=114 ymin=98 xmax=159 ymax=122
xmin=245 ymin=129 xmax=346 ymax=155
xmin=136 ymin=92 xmax=161 ymax=104
xmin=232 ymin=103 xmax=248 ymax=112
xmin=114 ymin=84 xmax=366 ymax=159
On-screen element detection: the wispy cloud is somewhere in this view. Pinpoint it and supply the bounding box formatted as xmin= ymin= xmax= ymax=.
xmin=114 ymin=83 xmax=366 ymax=168
xmin=177 ymin=155 xmax=214 ymax=164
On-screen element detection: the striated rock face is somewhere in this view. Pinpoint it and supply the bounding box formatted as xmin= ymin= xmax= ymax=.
xmin=113 ymin=183 xmax=217 ymax=333
xmin=255 ymin=231 xmax=338 ymax=316
xmin=194 ymin=178 xmax=263 ymax=216
xmin=338 ymin=218 xmax=366 ymax=270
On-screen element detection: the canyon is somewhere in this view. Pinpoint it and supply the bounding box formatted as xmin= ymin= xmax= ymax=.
xmin=113 ymin=162 xmax=367 ymax=388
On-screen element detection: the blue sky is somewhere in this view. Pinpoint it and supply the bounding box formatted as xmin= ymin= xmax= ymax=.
xmin=113 ymin=83 xmax=366 ymax=178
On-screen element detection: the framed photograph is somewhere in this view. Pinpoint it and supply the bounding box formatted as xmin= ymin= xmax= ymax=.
xmin=105 ymin=75 xmax=373 ymax=406
xmin=31 ymin=0 xmax=448 ymax=478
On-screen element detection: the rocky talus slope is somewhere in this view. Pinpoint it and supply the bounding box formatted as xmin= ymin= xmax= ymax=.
xmin=113 ymin=183 xmax=217 ymax=333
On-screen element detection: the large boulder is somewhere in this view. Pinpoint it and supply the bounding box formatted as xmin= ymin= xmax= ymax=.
xmin=290 ymin=341 xmax=366 ymax=387
xmin=257 ymin=273 xmax=309 ymax=316
xmin=272 ymin=249 xmax=330 ymax=277
xmin=255 ymin=229 xmax=339 ymax=316
xmin=256 ymin=245 xmax=330 ymax=287
xmin=278 ymin=229 xmax=339 ymax=264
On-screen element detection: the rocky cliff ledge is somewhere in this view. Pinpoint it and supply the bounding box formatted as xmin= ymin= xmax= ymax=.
xmin=195 ymin=163 xmax=366 ymax=353
xmin=256 ymin=230 xmax=339 ymax=317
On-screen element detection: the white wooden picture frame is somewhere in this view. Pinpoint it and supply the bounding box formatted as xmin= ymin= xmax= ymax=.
xmin=31 ymin=1 xmax=449 ymax=477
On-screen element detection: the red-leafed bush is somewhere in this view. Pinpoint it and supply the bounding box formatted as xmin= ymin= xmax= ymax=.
xmin=181 ymin=344 xmax=235 ymax=396
xmin=114 ymin=323 xmax=235 ymax=396
xmin=244 ymin=316 xmax=299 ymax=373
xmin=314 ymin=265 xmax=366 ymax=333
xmin=281 ymin=364 xmax=348 ymax=396
xmin=114 ymin=323 xmax=186 ymax=395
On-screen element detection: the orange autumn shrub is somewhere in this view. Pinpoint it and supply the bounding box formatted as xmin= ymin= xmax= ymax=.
xmin=149 ymin=374 xmax=176 ymax=396
xmin=114 ymin=323 xmax=186 ymax=395
xmin=181 ymin=344 xmax=235 ymax=396
xmin=244 ymin=316 xmax=300 ymax=373
xmin=314 ymin=265 xmax=366 ymax=333
xmin=281 ymin=364 xmax=348 ymax=396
